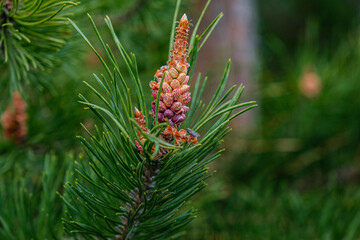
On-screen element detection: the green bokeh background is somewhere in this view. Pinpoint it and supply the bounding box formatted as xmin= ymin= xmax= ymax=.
xmin=1 ymin=0 xmax=360 ymax=239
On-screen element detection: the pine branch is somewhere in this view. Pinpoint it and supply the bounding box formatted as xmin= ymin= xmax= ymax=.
xmin=62 ymin=1 xmax=256 ymax=239
xmin=0 ymin=154 xmax=71 ymax=239
xmin=0 ymin=0 xmax=79 ymax=92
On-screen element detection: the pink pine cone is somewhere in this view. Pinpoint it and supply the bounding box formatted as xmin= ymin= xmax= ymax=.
xmin=170 ymin=79 xmax=180 ymax=89
xmin=182 ymin=76 xmax=189 ymax=85
xmin=158 ymin=101 xmax=167 ymax=112
xmin=162 ymin=82 xmax=172 ymax=93
xmin=180 ymin=92 xmax=191 ymax=105
xmin=172 ymin=89 xmax=181 ymax=101
xmin=164 ymin=71 xmax=172 ymax=83
xmin=180 ymin=85 xmax=190 ymax=94
xmin=181 ymin=106 xmax=189 ymax=114
xmin=135 ymin=140 xmax=143 ymax=151
xmin=152 ymin=90 xmax=158 ymax=99
xmin=158 ymin=113 xmax=164 ymax=122
xmin=164 ymin=109 xmax=175 ymax=119
xmin=169 ymin=68 xmax=179 ymax=78
xmin=163 ymin=93 xmax=174 ymax=107
xmin=172 ymin=113 xmax=186 ymax=123
xmin=171 ymin=102 xmax=182 ymax=112
xmin=149 ymin=15 xmax=192 ymax=128
xmin=177 ymin=73 xmax=186 ymax=84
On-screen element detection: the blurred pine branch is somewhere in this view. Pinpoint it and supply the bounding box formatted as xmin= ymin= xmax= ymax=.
xmin=0 ymin=0 xmax=79 ymax=92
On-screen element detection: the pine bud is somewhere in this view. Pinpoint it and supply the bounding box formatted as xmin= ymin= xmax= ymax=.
xmin=169 ymin=68 xmax=179 ymax=78
xmin=177 ymin=73 xmax=186 ymax=84
xmin=172 ymin=113 xmax=186 ymax=124
xmin=134 ymin=107 xmax=150 ymax=155
xmin=158 ymin=113 xmax=164 ymax=122
xmin=172 ymin=89 xmax=181 ymax=101
xmin=150 ymin=13 xmax=191 ymax=127
xmin=171 ymin=102 xmax=182 ymax=112
xmin=179 ymin=85 xmax=190 ymax=94
xmin=134 ymin=107 xmax=143 ymax=119
xmin=180 ymin=106 xmax=189 ymax=114
xmin=164 ymin=71 xmax=172 ymax=83
xmin=183 ymin=76 xmax=189 ymax=85
xmin=180 ymin=92 xmax=191 ymax=105
xmin=164 ymin=109 xmax=174 ymax=119
xmin=175 ymin=63 xmax=187 ymax=74
xmin=135 ymin=140 xmax=143 ymax=151
xmin=170 ymin=79 xmax=180 ymax=89
xmin=162 ymin=82 xmax=172 ymax=93
xmin=158 ymin=101 xmax=167 ymax=112
xmin=152 ymin=90 xmax=158 ymax=99
xmin=163 ymin=93 xmax=174 ymax=107
xmin=149 ymin=81 xmax=158 ymax=90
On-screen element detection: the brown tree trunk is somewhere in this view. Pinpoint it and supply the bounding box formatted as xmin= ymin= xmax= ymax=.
xmin=194 ymin=0 xmax=258 ymax=132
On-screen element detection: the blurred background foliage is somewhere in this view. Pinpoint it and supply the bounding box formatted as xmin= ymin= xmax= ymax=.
xmin=186 ymin=0 xmax=360 ymax=239
xmin=1 ymin=0 xmax=360 ymax=239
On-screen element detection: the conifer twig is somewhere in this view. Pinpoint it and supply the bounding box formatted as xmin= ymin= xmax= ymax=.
xmin=62 ymin=2 xmax=256 ymax=239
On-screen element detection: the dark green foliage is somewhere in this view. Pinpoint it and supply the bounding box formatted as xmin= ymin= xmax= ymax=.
xmin=74 ymin=0 xmax=193 ymax=80
xmin=187 ymin=180 xmax=360 ymax=239
xmin=61 ymin=1 xmax=255 ymax=239
xmin=184 ymin=1 xmax=360 ymax=238
xmin=0 ymin=154 xmax=71 ymax=239
xmin=257 ymin=0 xmax=360 ymax=55
xmin=3 ymin=0 xmax=359 ymax=239
xmin=237 ymin=26 xmax=360 ymax=183
xmin=0 ymin=0 xmax=78 ymax=92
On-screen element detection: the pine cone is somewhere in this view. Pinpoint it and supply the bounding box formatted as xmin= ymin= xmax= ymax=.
xmin=1 ymin=92 xmax=28 ymax=144
xmin=150 ymin=14 xmax=191 ymax=128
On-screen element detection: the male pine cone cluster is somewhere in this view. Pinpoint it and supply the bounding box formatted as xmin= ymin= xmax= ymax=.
xmin=150 ymin=14 xmax=191 ymax=128
xmin=134 ymin=14 xmax=198 ymax=156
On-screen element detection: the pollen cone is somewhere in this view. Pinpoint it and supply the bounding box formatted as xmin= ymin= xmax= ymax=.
xmin=1 ymin=92 xmax=28 ymax=144
xmin=150 ymin=13 xmax=191 ymax=128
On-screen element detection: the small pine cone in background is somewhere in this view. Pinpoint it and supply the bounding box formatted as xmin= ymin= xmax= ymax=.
xmin=150 ymin=14 xmax=191 ymax=128
xmin=1 ymin=92 xmax=28 ymax=144
xmin=299 ymin=67 xmax=322 ymax=99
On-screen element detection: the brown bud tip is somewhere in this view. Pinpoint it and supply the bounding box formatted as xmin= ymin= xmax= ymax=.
xmin=178 ymin=14 xmax=189 ymax=30
xmin=180 ymin=14 xmax=188 ymax=24
xmin=167 ymin=12 xmax=190 ymax=69
xmin=134 ymin=107 xmax=143 ymax=119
